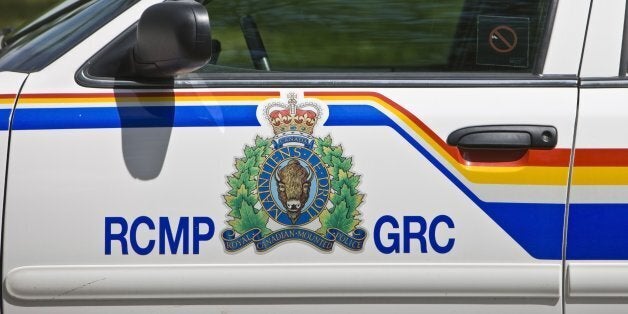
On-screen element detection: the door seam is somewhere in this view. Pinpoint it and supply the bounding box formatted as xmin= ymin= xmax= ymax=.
xmin=562 ymin=0 xmax=595 ymax=312
xmin=0 ymin=73 xmax=29 ymax=314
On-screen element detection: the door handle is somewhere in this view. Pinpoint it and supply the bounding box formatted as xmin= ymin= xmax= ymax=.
xmin=446 ymin=125 xmax=557 ymax=149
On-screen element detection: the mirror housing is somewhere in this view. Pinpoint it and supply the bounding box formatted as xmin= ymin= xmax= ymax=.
xmin=132 ymin=1 xmax=211 ymax=78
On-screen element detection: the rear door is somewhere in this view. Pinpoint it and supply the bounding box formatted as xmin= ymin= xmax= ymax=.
xmin=565 ymin=1 xmax=628 ymax=313
xmin=2 ymin=0 xmax=586 ymax=313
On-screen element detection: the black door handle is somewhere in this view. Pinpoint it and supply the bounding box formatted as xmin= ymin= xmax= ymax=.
xmin=447 ymin=125 xmax=557 ymax=149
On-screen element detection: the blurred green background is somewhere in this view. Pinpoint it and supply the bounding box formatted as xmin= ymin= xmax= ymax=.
xmin=0 ymin=0 xmax=543 ymax=73
xmin=0 ymin=0 xmax=60 ymax=30
xmin=207 ymin=0 xmax=465 ymax=71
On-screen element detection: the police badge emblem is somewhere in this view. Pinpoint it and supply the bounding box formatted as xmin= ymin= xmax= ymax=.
xmin=222 ymin=92 xmax=367 ymax=252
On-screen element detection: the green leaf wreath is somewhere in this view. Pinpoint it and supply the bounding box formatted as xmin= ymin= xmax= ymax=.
xmin=224 ymin=135 xmax=364 ymax=236
xmin=314 ymin=136 xmax=364 ymax=235
xmin=224 ymin=136 xmax=273 ymax=236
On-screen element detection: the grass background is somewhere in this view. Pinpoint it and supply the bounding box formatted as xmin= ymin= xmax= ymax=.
xmin=0 ymin=0 xmax=60 ymax=30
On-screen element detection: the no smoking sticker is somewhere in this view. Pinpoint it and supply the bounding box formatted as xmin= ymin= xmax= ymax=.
xmin=477 ymin=16 xmax=529 ymax=68
xmin=490 ymin=25 xmax=518 ymax=53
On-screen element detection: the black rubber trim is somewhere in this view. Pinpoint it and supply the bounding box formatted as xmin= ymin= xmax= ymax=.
xmin=76 ymin=67 xmax=578 ymax=88
xmin=580 ymin=77 xmax=628 ymax=88
xmin=619 ymin=0 xmax=628 ymax=76
xmin=447 ymin=125 xmax=558 ymax=149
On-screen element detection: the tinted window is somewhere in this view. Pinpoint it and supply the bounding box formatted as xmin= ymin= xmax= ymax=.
xmin=0 ymin=0 xmax=139 ymax=73
xmin=197 ymin=0 xmax=552 ymax=74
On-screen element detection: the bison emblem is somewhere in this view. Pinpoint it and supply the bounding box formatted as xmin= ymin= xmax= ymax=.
xmin=275 ymin=159 xmax=313 ymax=223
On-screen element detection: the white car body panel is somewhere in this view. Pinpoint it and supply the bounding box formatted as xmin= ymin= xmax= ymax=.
xmin=7 ymin=0 xmax=628 ymax=313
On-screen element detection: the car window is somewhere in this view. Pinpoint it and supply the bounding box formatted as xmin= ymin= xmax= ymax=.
xmin=195 ymin=0 xmax=553 ymax=74
xmin=0 ymin=0 xmax=140 ymax=73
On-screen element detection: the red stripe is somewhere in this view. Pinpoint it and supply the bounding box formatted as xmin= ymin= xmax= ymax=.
xmin=574 ymin=149 xmax=628 ymax=167
xmin=306 ymin=91 xmax=571 ymax=167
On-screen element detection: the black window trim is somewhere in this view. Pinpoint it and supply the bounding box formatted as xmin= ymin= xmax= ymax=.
xmin=619 ymin=0 xmax=628 ymax=77
xmin=76 ymin=0 xmax=569 ymax=89
xmin=580 ymin=77 xmax=628 ymax=88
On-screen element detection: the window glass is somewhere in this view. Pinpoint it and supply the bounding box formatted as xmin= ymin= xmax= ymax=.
xmin=197 ymin=0 xmax=552 ymax=74
xmin=0 ymin=0 xmax=140 ymax=73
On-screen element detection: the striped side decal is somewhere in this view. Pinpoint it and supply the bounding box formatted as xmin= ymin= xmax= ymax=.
xmin=14 ymin=92 xmax=566 ymax=259
xmin=12 ymin=91 xmax=628 ymax=259
xmin=0 ymin=94 xmax=15 ymax=105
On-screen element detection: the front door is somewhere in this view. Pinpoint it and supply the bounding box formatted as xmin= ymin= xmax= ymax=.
xmin=2 ymin=0 xmax=585 ymax=313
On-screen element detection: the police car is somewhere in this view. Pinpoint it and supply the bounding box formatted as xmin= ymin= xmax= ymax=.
xmin=0 ymin=0 xmax=625 ymax=313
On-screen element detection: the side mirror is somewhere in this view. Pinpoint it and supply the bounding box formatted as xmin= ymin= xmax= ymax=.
xmin=132 ymin=1 xmax=211 ymax=78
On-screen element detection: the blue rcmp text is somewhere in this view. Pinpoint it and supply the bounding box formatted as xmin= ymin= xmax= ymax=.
xmin=105 ymin=216 xmax=215 ymax=255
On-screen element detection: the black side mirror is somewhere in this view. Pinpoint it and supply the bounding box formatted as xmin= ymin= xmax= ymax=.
xmin=132 ymin=1 xmax=211 ymax=78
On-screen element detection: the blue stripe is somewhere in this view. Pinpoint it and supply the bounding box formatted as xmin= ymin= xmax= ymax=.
xmin=0 ymin=109 xmax=11 ymax=131
xmin=12 ymin=106 xmax=259 ymax=130
xmin=567 ymin=203 xmax=628 ymax=260
xmin=12 ymin=104 xmax=566 ymax=259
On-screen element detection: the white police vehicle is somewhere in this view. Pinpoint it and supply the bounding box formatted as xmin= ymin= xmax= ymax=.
xmin=0 ymin=0 xmax=626 ymax=313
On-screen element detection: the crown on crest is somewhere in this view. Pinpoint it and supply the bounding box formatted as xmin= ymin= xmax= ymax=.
xmin=264 ymin=92 xmax=321 ymax=135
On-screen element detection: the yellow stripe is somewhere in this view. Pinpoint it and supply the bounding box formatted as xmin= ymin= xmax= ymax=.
xmin=0 ymin=98 xmax=13 ymax=105
xmin=572 ymin=167 xmax=628 ymax=185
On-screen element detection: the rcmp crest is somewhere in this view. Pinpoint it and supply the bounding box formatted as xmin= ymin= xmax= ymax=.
xmin=221 ymin=92 xmax=367 ymax=252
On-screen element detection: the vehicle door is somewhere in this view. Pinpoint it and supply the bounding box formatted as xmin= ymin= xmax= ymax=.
xmin=2 ymin=0 xmax=586 ymax=313
xmin=565 ymin=0 xmax=628 ymax=313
